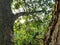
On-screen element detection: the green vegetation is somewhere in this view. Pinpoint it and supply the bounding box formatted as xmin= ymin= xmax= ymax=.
xmin=12 ymin=0 xmax=54 ymax=45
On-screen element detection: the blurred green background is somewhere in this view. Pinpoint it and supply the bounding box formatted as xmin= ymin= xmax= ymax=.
xmin=12 ymin=0 xmax=54 ymax=45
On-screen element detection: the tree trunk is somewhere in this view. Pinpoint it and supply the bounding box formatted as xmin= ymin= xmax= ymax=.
xmin=0 ymin=0 xmax=14 ymax=45
xmin=44 ymin=0 xmax=60 ymax=45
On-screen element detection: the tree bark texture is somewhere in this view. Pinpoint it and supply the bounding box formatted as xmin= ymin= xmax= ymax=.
xmin=44 ymin=0 xmax=60 ymax=45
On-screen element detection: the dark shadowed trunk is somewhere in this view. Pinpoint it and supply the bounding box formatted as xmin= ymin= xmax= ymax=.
xmin=0 ymin=0 xmax=14 ymax=45
xmin=44 ymin=0 xmax=60 ymax=45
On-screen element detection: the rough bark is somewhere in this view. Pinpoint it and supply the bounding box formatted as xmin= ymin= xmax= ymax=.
xmin=44 ymin=0 xmax=60 ymax=45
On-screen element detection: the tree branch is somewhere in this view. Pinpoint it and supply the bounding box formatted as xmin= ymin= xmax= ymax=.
xmin=13 ymin=10 xmax=43 ymax=20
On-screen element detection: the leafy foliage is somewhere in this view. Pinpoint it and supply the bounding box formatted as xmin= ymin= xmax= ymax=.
xmin=12 ymin=0 xmax=54 ymax=45
xmin=14 ymin=14 xmax=52 ymax=45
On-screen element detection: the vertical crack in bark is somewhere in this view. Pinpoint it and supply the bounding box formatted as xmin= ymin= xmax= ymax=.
xmin=45 ymin=15 xmax=59 ymax=45
xmin=44 ymin=0 xmax=60 ymax=45
xmin=55 ymin=25 xmax=60 ymax=45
